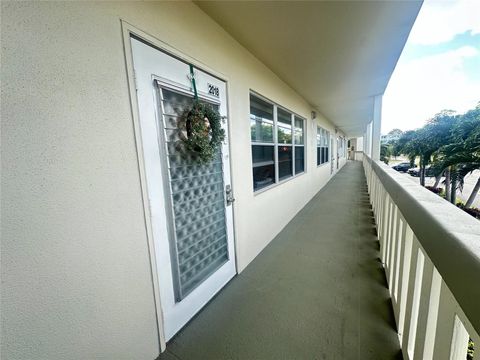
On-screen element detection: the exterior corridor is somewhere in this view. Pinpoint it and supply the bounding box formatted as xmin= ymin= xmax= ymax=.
xmin=159 ymin=161 xmax=401 ymax=360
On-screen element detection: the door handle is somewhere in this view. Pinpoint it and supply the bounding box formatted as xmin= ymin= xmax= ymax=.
xmin=225 ymin=185 xmax=235 ymax=206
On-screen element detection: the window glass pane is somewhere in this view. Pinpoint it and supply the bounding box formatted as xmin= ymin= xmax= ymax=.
xmin=326 ymin=147 xmax=329 ymax=162
xmin=317 ymin=147 xmax=321 ymax=165
xmin=277 ymin=108 xmax=292 ymax=144
xmin=250 ymin=116 xmax=274 ymax=143
xmin=252 ymin=145 xmax=275 ymax=191
xmin=252 ymin=144 xmax=275 ymax=165
xmin=278 ymin=145 xmax=293 ymax=180
xmin=317 ymin=127 xmax=321 ymax=146
xmin=294 ymin=117 xmax=304 ymax=145
xmin=250 ymin=94 xmax=274 ymax=143
xmin=295 ymin=146 xmax=304 ymax=174
xmin=250 ymin=94 xmax=273 ymax=119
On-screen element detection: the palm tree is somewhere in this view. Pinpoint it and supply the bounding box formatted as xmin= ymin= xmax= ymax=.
xmin=398 ymin=111 xmax=457 ymax=187
xmin=434 ymin=152 xmax=479 ymax=204
xmin=457 ymin=105 xmax=480 ymax=207
xmin=431 ymin=105 xmax=480 ymax=206
xmin=395 ymin=104 xmax=479 ymax=207
xmin=380 ymin=143 xmax=392 ymax=164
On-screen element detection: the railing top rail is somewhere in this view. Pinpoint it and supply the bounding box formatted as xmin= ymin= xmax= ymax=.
xmin=364 ymin=155 xmax=480 ymax=333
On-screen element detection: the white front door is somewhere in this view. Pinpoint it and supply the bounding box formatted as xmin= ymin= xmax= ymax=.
xmin=130 ymin=37 xmax=236 ymax=341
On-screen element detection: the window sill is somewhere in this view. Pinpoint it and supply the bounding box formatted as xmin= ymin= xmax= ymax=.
xmin=253 ymin=160 xmax=275 ymax=168
xmin=253 ymin=171 xmax=306 ymax=196
xmin=316 ymin=161 xmax=330 ymax=168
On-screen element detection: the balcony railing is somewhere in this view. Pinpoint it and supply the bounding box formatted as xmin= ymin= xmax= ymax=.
xmin=363 ymin=154 xmax=480 ymax=360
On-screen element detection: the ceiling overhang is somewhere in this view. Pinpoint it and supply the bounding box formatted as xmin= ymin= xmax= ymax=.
xmin=196 ymin=1 xmax=422 ymax=137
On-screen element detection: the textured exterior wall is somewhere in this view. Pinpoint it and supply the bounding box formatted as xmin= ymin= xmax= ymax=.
xmin=1 ymin=2 xmax=346 ymax=359
xmin=357 ymin=137 xmax=364 ymax=152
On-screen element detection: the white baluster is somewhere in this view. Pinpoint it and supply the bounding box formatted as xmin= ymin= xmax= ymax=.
xmin=393 ymin=218 xmax=405 ymax=304
xmin=388 ymin=206 xmax=399 ymax=290
xmin=412 ymin=253 xmax=435 ymax=358
xmin=422 ymin=268 xmax=442 ymax=360
xmin=377 ymin=184 xmax=383 ymax=238
xmin=385 ymin=202 xmax=395 ymax=272
xmin=406 ymin=247 xmax=425 ymax=359
xmin=432 ymin=281 xmax=459 ymax=359
xmin=449 ymin=315 xmax=469 ymax=360
xmin=381 ymin=196 xmax=390 ymax=264
xmin=398 ymin=232 xmax=416 ymax=349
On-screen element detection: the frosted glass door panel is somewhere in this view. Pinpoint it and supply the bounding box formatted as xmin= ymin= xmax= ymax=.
xmin=160 ymin=88 xmax=228 ymax=301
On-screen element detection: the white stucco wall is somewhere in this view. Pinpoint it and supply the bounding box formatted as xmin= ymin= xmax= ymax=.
xmin=364 ymin=122 xmax=374 ymax=158
xmin=356 ymin=137 xmax=364 ymax=152
xmin=1 ymin=2 xmax=347 ymax=359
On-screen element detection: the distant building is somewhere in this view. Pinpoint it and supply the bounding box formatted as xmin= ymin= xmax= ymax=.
xmin=381 ymin=133 xmax=401 ymax=144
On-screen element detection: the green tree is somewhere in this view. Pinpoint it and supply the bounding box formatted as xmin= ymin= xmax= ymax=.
xmin=387 ymin=128 xmax=403 ymax=138
xmin=397 ymin=111 xmax=457 ymax=187
xmin=421 ymin=110 xmax=457 ymax=187
xmin=432 ymin=105 xmax=480 ymax=205
xmin=396 ymin=130 xmax=418 ymax=167
xmin=380 ymin=143 xmax=392 ymax=164
xmin=394 ymin=104 xmax=480 ymax=207
xmin=399 ymin=129 xmax=431 ymax=185
xmin=385 ymin=129 xmax=403 ymax=159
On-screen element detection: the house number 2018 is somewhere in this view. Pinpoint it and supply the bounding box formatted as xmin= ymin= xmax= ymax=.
xmin=208 ymin=84 xmax=219 ymax=97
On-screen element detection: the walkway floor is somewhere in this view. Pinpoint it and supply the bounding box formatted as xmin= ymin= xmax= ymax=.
xmin=159 ymin=161 xmax=401 ymax=360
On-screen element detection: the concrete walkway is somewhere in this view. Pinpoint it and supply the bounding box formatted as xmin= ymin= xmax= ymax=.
xmin=159 ymin=161 xmax=401 ymax=360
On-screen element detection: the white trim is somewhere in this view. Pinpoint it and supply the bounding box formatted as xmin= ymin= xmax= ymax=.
xmin=120 ymin=20 xmax=238 ymax=352
xmin=121 ymin=21 xmax=166 ymax=352
xmin=130 ymin=37 xmax=238 ymax=341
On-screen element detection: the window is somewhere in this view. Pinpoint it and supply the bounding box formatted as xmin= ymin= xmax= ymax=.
xmin=250 ymin=93 xmax=305 ymax=192
xmin=317 ymin=126 xmax=330 ymax=166
xmin=251 ymin=95 xmax=275 ymax=190
xmin=294 ymin=116 xmax=305 ymax=174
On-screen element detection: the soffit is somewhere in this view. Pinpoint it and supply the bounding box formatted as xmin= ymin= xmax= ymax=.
xmin=196 ymin=1 xmax=422 ymax=137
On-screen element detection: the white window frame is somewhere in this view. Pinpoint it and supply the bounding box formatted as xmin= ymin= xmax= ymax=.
xmin=317 ymin=126 xmax=330 ymax=167
xmin=250 ymin=92 xmax=306 ymax=193
xmin=293 ymin=114 xmax=306 ymax=176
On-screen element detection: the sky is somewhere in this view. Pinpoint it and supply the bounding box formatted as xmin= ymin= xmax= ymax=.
xmin=381 ymin=0 xmax=480 ymax=135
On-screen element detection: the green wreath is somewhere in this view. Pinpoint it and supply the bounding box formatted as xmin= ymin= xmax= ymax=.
xmin=179 ymin=101 xmax=225 ymax=164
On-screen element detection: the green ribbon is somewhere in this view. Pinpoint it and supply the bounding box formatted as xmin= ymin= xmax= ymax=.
xmin=189 ymin=64 xmax=198 ymax=100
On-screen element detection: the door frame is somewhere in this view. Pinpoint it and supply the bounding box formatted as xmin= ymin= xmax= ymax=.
xmin=121 ymin=21 xmax=238 ymax=352
xmin=336 ymin=137 xmax=340 ymax=170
